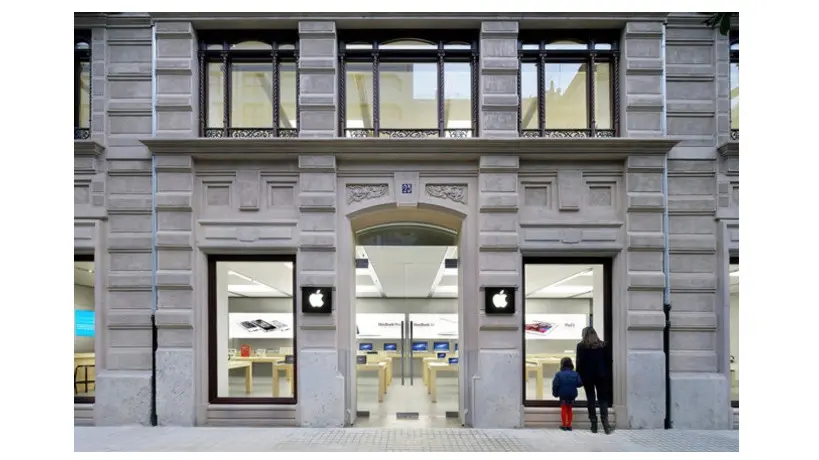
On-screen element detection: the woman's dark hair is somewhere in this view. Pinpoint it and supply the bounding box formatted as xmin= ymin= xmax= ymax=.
xmin=560 ymin=356 xmax=574 ymax=370
xmin=580 ymin=326 xmax=606 ymax=349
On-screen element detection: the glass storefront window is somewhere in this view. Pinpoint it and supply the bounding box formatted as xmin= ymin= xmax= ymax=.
xmin=210 ymin=257 xmax=296 ymax=402
xmin=74 ymin=255 xmax=95 ymax=402
xmin=729 ymin=260 xmax=739 ymax=405
xmin=523 ymin=260 xmax=611 ymax=405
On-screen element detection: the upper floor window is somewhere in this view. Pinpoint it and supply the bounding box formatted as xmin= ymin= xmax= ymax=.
xmin=338 ymin=32 xmax=479 ymax=138
xmin=519 ymin=32 xmax=620 ymax=138
xmin=75 ymin=31 xmax=91 ymax=140
xmin=199 ymin=32 xmax=298 ymax=138
xmin=729 ymin=33 xmax=739 ymax=141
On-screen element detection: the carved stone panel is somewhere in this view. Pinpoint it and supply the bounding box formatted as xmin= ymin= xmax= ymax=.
xmin=425 ymin=184 xmax=467 ymax=204
xmin=557 ymin=170 xmax=582 ymax=211
xmin=346 ymin=184 xmax=389 ymax=205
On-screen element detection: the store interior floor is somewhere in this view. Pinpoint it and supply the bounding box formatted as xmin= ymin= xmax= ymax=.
xmin=355 ymin=373 xmax=462 ymax=428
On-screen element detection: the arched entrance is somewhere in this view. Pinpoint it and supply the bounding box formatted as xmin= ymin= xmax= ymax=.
xmin=338 ymin=204 xmax=474 ymax=428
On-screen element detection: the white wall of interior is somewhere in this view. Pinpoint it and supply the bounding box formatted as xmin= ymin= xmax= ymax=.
xmin=224 ymin=296 xmax=602 ymax=358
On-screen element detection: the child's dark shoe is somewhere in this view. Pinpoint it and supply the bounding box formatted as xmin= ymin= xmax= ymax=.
xmin=566 ymin=426 xmax=573 ymax=431
xmin=590 ymin=421 xmax=598 ymax=433
xmin=559 ymin=426 xmax=568 ymax=431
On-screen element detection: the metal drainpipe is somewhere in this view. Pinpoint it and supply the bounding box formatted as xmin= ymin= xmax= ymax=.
xmin=150 ymin=23 xmax=158 ymax=427
xmin=660 ymin=20 xmax=672 ymax=430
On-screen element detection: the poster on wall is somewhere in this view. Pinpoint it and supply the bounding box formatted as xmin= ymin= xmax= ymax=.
xmin=524 ymin=314 xmax=587 ymax=340
xmin=408 ymin=314 xmax=459 ymax=339
xmin=228 ymin=313 xmax=294 ymax=339
xmin=356 ymin=313 xmax=404 ymax=339
xmin=75 ymin=309 xmax=95 ymax=337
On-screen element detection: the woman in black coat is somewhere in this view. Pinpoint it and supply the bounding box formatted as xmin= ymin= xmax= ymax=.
xmin=575 ymin=326 xmax=612 ymax=434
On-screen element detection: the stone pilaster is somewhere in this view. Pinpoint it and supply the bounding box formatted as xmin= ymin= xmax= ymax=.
xmin=621 ymin=22 xmax=665 ymax=138
xmin=298 ymin=21 xmax=337 ymax=138
xmin=479 ymin=22 xmax=519 ymax=138
xmin=155 ymin=22 xmax=200 ymax=139
xmin=297 ymin=155 xmax=344 ymax=427
xmin=96 ymin=13 xmax=154 ymax=426
xmin=153 ymin=155 xmax=196 ymax=426
xmin=664 ymin=14 xmax=731 ymax=429
xmin=152 ymin=22 xmax=199 ymax=426
xmin=623 ymin=155 xmax=667 ymax=429
xmin=474 ymin=155 xmax=522 ymax=428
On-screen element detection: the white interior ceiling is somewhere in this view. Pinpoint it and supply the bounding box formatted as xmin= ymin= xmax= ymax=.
xmin=225 ymin=261 xmax=293 ymax=297
xmin=730 ymin=264 xmax=739 ymax=295
xmin=74 ymin=261 xmax=94 ymax=288
xmin=524 ymin=264 xmax=595 ymax=299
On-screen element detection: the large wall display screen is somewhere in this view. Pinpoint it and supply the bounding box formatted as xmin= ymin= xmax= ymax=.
xmin=75 ymin=309 xmax=95 ymax=337
xmin=408 ymin=314 xmax=458 ymax=339
xmin=228 ymin=313 xmax=294 ymax=339
xmin=356 ymin=313 xmax=405 ymax=339
xmin=524 ymin=314 xmax=587 ymax=340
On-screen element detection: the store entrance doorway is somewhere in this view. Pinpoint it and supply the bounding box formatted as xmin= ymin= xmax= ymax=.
xmin=352 ymin=224 xmax=461 ymax=428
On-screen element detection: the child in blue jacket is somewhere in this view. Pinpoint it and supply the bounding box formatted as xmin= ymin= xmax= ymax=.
xmin=552 ymin=357 xmax=584 ymax=431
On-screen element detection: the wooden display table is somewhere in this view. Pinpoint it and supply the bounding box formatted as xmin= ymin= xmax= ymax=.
xmin=357 ymin=362 xmax=389 ymax=402
xmin=74 ymin=353 xmax=96 ymax=394
xmin=227 ymin=360 xmax=253 ymax=394
xmin=272 ymin=362 xmax=294 ymax=397
xmin=525 ymin=361 xmax=544 ymax=400
xmin=427 ymin=362 xmax=459 ymax=403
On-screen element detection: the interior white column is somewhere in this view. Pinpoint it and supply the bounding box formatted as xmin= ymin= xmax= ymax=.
xmin=592 ymin=265 xmax=605 ymax=340
xmin=216 ymin=262 xmax=229 ymax=396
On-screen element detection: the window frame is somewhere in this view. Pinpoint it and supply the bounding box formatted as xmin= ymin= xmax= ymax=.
xmin=74 ymin=253 xmax=95 ymax=404
xmin=74 ymin=30 xmax=91 ymax=140
xmin=729 ymin=255 xmax=739 ymax=408
xmin=198 ymin=31 xmax=300 ymax=138
xmin=729 ymin=32 xmax=739 ymax=141
xmin=521 ymin=256 xmax=614 ymax=408
xmin=207 ymin=254 xmax=298 ymax=405
xmin=518 ymin=30 xmax=620 ymax=138
xmin=338 ymin=30 xmax=480 ymax=138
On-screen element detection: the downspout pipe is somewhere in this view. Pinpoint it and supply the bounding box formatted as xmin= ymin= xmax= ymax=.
xmin=660 ymin=20 xmax=672 ymax=430
xmin=150 ymin=22 xmax=158 ymax=428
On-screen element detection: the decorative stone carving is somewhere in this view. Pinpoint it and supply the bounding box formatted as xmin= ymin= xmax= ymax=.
xmin=346 ymin=184 xmax=389 ymax=205
xmin=425 ymin=184 xmax=467 ymax=204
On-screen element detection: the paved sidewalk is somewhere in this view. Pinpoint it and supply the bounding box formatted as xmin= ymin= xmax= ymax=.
xmin=75 ymin=426 xmax=739 ymax=452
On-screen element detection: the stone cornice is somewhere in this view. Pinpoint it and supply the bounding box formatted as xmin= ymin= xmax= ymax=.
xmin=717 ymin=141 xmax=739 ymax=158
xmin=140 ymin=138 xmax=681 ymax=162
xmin=74 ymin=139 xmax=106 ymax=156
xmin=147 ymin=12 xmax=669 ymax=28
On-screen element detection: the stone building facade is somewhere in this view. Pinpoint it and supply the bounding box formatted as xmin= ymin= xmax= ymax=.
xmin=73 ymin=12 xmax=739 ymax=429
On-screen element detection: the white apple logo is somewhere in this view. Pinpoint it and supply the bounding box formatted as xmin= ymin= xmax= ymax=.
xmin=492 ymin=290 xmax=508 ymax=309
xmin=309 ymin=290 xmax=324 ymax=308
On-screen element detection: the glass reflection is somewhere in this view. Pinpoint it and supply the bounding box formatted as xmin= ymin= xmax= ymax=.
xmin=730 ymin=63 xmax=739 ymax=130
xmin=594 ymin=63 xmax=612 ymax=130
xmin=345 ymin=63 xmax=374 ymax=133
xmin=279 ymin=63 xmax=297 ymax=129
xmin=207 ymin=63 xmax=224 ymax=128
xmin=78 ymin=62 xmax=91 ymax=128
xmin=544 ymin=63 xmax=587 ymax=129
xmin=379 ymin=62 xmax=437 ymax=130
xmin=231 ymin=63 xmax=274 ymax=128
xmin=444 ymin=63 xmax=472 ymax=135
xmin=521 ymin=63 xmax=539 ymax=130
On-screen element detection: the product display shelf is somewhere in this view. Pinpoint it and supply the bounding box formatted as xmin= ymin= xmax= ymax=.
xmin=427 ymin=361 xmax=458 ymax=403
